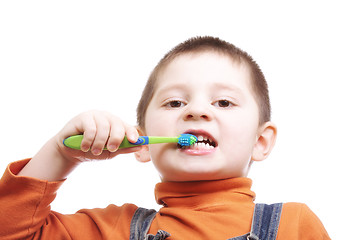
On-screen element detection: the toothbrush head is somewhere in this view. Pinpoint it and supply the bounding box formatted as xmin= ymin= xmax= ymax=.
xmin=178 ymin=134 xmax=198 ymax=146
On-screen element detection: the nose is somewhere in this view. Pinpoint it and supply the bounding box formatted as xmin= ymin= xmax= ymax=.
xmin=183 ymin=102 xmax=213 ymax=121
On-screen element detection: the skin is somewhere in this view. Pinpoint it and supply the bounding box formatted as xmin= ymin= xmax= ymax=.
xmin=18 ymin=51 xmax=277 ymax=183
xmin=138 ymin=52 xmax=277 ymax=181
xmin=18 ymin=111 xmax=143 ymax=181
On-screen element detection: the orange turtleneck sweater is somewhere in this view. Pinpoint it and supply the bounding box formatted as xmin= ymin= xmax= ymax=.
xmin=0 ymin=159 xmax=330 ymax=239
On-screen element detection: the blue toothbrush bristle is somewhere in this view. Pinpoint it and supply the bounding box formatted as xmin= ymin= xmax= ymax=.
xmin=178 ymin=134 xmax=198 ymax=146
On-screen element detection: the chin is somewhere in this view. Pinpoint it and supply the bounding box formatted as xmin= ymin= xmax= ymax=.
xmin=162 ymin=168 xmax=235 ymax=182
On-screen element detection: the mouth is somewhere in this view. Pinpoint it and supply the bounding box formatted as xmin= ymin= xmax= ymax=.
xmin=177 ymin=130 xmax=218 ymax=150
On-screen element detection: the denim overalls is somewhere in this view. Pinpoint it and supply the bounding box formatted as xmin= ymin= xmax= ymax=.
xmin=129 ymin=203 xmax=282 ymax=240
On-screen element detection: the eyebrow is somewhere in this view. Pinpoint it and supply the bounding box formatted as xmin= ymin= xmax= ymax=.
xmin=155 ymin=83 xmax=189 ymax=97
xmin=154 ymin=82 xmax=246 ymax=101
xmin=211 ymin=82 xmax=245 ymax=97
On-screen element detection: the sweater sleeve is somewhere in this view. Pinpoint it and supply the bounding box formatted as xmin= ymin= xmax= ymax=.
xmin=0 ymin=159 xmax=137 ymax=240
xmin=277 ymin=202 xmax=331 ymax=240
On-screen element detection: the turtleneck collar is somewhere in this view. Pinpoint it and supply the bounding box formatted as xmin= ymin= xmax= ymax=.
xmin=155 ymin=177 xmax=255 ymax=208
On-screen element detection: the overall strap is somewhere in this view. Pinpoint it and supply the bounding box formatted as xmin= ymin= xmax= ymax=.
xmin=248 ymin=203 xmax=283 ymax=240
xmin=129 ymin=207 xmax=170 ymax=240
xmin=129 ymin=207 xmax=157 ymax=240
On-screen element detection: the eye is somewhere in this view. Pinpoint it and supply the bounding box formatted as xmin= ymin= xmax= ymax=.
xmin=214 ymin=99 xmax=233 ymax=108
xmin=165 ymin=100 xmax=185 ymax=108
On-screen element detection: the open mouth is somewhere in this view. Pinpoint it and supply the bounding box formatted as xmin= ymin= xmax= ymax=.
xmin=178 ymin=132 xmax=217 ymax=150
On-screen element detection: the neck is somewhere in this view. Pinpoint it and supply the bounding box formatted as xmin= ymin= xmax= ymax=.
xmin=155 ymin=177 xmax=255 ymax=208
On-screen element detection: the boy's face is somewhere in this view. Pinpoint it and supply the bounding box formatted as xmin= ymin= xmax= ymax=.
xmin=142 ymin=52 xmax=267 ymax=182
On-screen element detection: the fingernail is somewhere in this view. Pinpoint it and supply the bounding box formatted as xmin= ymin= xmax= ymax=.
xmin=108 ymin=144 xmax=117 ymax=152
xmin=128 ymin=133 xmax=138 ymax=142
xmin=81 ymin=145 xmax=90 ymax=152
xmin=92 ymin=149 xmax=101 ymax=155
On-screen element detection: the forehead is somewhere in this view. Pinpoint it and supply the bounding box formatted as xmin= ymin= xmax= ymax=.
xmin=155 ymin=51 xmax=253 ymax=93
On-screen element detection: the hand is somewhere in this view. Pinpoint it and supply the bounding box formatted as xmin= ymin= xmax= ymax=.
xmin=55 ymin=110 xmax=143 ymax=163
xmin=18 ymin=110 xmax=142 ymax=181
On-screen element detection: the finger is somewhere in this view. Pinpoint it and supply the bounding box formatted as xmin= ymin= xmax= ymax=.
xmin=90 ymin=114 xmax=111 ymax=155
xmin=110 ymin=145 xmax=144 ymax=155
xmin=106 ymin=118 xmax=126 ymax=152
xmin=124 ymin=124 xmax=140 ymax=143
xmin=83 ymin=145 xmax=144 ymax=161
xmin=80 ymin=115 xmax=97 ymax=152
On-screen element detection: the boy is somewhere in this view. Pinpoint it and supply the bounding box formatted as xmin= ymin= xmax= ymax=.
xmin=0 ymin=36 xmax=330 ymax=239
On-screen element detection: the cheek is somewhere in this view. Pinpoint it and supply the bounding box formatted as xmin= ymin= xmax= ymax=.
xmin=220 ymin=113 xmax=258 ymax=150
xmin=144 ymin=108 xmax=180 ymax=136
xmin=144 ymin=109 xmax=175 ymax=157
xmin=144 ymin=107 xmax=164 ymax=135
xmin=145 ymin=117 xmax=173 ymax=136
xmin=147 ymin=142 xmax=176 ymax=178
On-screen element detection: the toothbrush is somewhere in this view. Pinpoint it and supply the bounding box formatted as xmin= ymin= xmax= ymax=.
xmin=63 ymin=134 xmax=198 ymax=150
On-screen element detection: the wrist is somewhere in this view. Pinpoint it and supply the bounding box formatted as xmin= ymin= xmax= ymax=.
xmin=18 ymin=137 xmax=79 ymax=181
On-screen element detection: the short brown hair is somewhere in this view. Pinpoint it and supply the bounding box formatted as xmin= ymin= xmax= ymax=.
xmin=137 ymin=36 xmax=270 ymax=129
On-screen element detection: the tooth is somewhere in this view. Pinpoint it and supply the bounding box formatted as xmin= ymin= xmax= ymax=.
xmin=205 ymin=142 xmax=213 ymax=149
xmin=198 ymin=136 xmax=204 ymax=141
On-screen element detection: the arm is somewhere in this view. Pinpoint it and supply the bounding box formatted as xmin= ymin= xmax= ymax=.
xmin=0 ymin=111 xmax=142 ymax=239
xmin=18 ymin=110 xmax=142 ymax=181
xmin=298 ymin=204 xmax=331 ymax=239
xmin=0 ymin=160 xmax=138 ymax=239
xmin=277 ymin=203 xmax=331 ymax=239
xmin=0 ymin=159 xmax=64 ymax=239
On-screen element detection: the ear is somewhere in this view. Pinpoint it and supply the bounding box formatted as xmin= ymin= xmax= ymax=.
xmin=134 ymin=126 xmax=151 ymax=163
xmin=251 ymin=121 xmax=277 ymax=162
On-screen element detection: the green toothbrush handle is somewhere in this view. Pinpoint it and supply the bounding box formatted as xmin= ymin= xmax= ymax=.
xmin=63 ymin=135 xmax=179 ymax=150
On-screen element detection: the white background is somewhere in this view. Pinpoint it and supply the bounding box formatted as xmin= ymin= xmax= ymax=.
xmin=1 ymin=1 xmax=359 ymax=239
